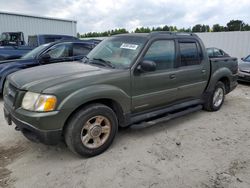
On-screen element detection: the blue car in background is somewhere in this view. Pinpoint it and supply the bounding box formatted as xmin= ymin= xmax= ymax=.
xmin=0 ymin=39 xmax=98 ymax=93
xmin=0 ymin=34 xmax=80 ymax=60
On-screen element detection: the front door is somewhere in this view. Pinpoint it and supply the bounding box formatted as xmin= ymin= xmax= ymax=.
xmin=131 ymin=39 xmax=178 ymax=113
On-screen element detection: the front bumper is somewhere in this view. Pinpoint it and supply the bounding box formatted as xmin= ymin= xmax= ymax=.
xmin=4 ymin=106 xmax=63 ymax=145
xmin=238 ymin=71 xmax=250 ymax=82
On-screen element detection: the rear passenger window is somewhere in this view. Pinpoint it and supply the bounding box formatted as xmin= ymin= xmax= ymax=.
xmin=179 ymin=42 xmax=200 ymax=66
xmin=73 ymin=44 xmax=91 ymax=56
xmin=143 ymin=40 xmax=175 ymax=70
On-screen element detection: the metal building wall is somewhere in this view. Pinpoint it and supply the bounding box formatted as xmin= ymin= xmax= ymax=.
xmin=0 ymin=11 xmax=77 ymax=42
xmin=196 ymin=31 xmax=250 ymax=59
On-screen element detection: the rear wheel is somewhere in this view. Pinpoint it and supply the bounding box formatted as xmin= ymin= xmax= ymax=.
xmin=65 ymin=103 xmax=118 ymax=157
xmin=203 ymin=81 xmax=225 ymax=111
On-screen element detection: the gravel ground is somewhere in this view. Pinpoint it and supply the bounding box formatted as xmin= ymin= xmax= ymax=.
xmin=0 ymin=83 xmax=250 ymax=188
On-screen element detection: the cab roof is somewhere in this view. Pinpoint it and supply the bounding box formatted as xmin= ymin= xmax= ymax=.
xmin=114 ymin=31 xmax=198 ymax=39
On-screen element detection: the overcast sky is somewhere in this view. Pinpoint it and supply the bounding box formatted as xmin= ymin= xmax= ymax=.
xmin=1 ymin=0 xmax=250 ymax=33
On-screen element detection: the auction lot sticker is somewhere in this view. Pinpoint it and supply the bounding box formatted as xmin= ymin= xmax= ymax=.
xmin=120 ymin=43 xmax=138 ymax=50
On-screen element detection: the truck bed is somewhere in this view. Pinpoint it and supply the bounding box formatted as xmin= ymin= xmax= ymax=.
xmin=210 ymin=57 xmax=238 ymax=75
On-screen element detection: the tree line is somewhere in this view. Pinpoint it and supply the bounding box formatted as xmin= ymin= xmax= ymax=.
xmin=78 ymin=20 xmax=250 ymax=38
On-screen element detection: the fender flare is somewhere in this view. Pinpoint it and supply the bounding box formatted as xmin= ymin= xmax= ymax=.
xmin=206 ymin=67 xmax=232 ymax=93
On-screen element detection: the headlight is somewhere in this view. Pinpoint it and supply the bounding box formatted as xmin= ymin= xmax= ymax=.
xmin=22 ymin=92 xmax=57 ymax=112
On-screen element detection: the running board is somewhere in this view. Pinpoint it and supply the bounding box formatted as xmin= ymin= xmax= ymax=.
xmin=130 ymin=105 xmax=202 ymax=129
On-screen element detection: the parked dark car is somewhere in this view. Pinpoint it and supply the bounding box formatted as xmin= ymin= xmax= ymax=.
xmin=238 ymin=55 xmax=250 ymax=82
xmin=0 ymin=40 xmax=96 ymax=93
xmin=206 ymin=47 xmax=230 ymax=58
xmin=4 ymin=32 xmax=238 ymax=157
xmin=0 ymin=34 xmax=79 ymax=60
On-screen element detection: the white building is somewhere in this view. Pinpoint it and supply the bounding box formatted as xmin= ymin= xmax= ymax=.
xmin=196 ymin=31 xmax=250 ymax=59
xmin=0 ymin=11 xmax=77 ymax=42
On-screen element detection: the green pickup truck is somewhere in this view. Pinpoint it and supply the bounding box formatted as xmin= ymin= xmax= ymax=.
xmin=3 ymin=32 xmax=238 ymax=157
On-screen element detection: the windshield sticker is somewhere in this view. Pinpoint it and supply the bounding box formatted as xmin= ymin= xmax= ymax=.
xmin=120 ymin=43 xmax=138 ymax=50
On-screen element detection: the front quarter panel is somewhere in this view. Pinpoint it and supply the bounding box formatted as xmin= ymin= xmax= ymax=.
xmin=57 ymin=84 xmax=131 ymax=115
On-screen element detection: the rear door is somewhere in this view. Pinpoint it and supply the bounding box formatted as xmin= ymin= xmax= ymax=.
xmin=131 ymin=39 xmax=179 ymax=112
xmin=175 ymin=39 xmax=209 ymax=100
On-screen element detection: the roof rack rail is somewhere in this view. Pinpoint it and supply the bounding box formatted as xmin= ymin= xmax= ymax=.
xmin=150 ymin=31 xmax=197 ymax=37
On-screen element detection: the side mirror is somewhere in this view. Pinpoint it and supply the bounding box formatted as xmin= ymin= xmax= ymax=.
xmin=39 ymin=53 xmax=51 ymax=63
xmin=241 ymin=57 xmax=244 ymax=60
xmin=137 ymin=60 xmax=156 ymax=72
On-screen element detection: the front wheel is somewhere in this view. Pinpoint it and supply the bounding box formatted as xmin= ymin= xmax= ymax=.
xmin=64 ymin=103 xmax=118 ymax=157
xmin=203 ymin=81 xmax=226 ymax=111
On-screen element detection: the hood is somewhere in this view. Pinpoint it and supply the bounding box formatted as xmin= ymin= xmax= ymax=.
xmin=239 ymin=61 xmax=250 ymax=72
xmin=8 ymin=61 xmax=111 ymax=92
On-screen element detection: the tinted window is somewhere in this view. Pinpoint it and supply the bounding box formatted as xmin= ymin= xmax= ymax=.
xmin=179 ymin=42 xmax=200 ymax=66
xmin=46 ymin=43 xmax=71 ymax=59
xmin=143 ymin=40 xmax=175 ymax=70
xmin=73 ymin=43 xmax=91 ymax=56
xmin=206 ymin=48 xmax=213 ymax=57
xmin=214 ymin=49 xmax=224 ymax=57
xmin=244 ymin=55 xmax=250 ymax=62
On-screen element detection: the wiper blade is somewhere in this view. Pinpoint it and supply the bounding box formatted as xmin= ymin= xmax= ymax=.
xmin=92 ymin=58 xmax=115 ymax=68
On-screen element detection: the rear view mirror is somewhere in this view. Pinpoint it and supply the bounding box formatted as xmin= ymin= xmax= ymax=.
xmin=40 ymin=53 xmax=51 ymax=63
xmin=137 ymin=60 xmax=156 ymax=72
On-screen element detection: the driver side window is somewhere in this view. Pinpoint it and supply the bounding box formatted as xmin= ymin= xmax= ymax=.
xmin=143 ymin=40 xmax=175 ymax=70
xmin=47 ymin=43 xmax=71 ymax=59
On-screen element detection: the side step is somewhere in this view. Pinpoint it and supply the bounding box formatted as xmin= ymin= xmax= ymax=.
xmin=130 ymin=105 xmax=202 ymax=129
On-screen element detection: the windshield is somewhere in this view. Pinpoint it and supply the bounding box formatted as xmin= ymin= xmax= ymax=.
xmin=85 ymin=36 xmax=147 ymax=69
xmin=244 ymin=55 xmax=250 ymax=62
xmin=21 ymin=43 xmax=51 ymax=59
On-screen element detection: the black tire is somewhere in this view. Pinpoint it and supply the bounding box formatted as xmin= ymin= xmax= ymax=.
xmin=64 ymin=103 xmax=118 ymax=157
xmin=203 ymin=81 xmax=226 ymax=111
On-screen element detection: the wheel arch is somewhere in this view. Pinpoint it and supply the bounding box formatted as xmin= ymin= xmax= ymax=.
xmin=218 ymin=77 xmax=230 ymax=94
xmin=206 ymin=68 xmax=232 ymax=94
xmin=62 ymin=98 xmax=126 ymax=135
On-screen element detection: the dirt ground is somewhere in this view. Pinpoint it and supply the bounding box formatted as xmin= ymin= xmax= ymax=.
xmin=0 ymin=83 xmax=250 ymax=188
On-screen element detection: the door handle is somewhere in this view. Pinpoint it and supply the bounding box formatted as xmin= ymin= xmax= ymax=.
xmin=201 ymin=69 xmax=206 ymax=74
xmin=169 ymin=74 xmax=176 ymax=79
